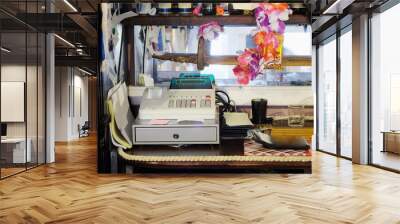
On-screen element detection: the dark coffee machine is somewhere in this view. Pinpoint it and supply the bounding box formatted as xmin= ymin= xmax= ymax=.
xmin=251 ymin=99 xmax=268 ymax=124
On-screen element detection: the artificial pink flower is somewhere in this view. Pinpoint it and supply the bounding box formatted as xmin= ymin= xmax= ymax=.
xmin=233 ymin=66 xmax=250 ymax=85
xmin=198 ymin=21 xmax=223 ymax=41
xmin=193 ymin=4 xmax=202 ymax=16
xmin=232 ymin=3 xmax=291 ymax=85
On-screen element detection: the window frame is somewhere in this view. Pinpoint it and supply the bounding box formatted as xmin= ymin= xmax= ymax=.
xmin=315 ymin=24 xmax=353 ymax=160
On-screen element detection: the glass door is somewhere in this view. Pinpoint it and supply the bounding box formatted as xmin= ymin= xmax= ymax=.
xmin=0 ymin=0 xmax=47 ymax=179
xmin=1 ymin=31 xmax=28 ymax=178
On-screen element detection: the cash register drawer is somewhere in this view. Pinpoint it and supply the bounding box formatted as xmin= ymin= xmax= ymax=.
xmin=134 ymin=126 xmax=218 ymax=144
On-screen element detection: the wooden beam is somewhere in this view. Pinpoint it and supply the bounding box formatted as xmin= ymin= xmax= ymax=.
xmin=207 ymin=55 xmax=312 ymax=67
xmin=282 ymin=56 xmax=312 ymax=67
xmin=203 ymin=55 xmax=311 ymax=67
xmin=154 ymin=53 xmax=311 ymax=67
xmin=123 ymin=14 xmax=309 ymax=26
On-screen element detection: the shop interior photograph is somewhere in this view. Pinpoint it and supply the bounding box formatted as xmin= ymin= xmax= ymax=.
xmin=0 ymin=0 xmax=400 ymax=223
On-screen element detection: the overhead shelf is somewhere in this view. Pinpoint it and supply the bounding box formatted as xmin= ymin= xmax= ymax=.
xmin=122 ymin=14 xmax=309 ymax=26
xmin=105 ymin=0 xmax=306 ymax=3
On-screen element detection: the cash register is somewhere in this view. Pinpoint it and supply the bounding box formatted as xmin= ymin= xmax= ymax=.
xmin=132 ymin=76 xmax=220 ymax=145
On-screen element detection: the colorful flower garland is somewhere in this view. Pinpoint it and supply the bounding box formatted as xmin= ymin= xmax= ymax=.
xmin=198 ymin=21 xmax=223 ymax=41
xmin=233 ymin=3 xmax=292 ymax=85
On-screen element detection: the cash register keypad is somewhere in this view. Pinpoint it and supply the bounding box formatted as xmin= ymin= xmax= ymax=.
xmin=168 ymin=95 xmax=211 ymax=108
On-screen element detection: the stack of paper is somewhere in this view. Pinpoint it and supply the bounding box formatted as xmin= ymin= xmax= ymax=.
xmin=221 ymin=112 xmax=253 ymax=138
xmin=223 ymin=112 xmax=253 ymax=127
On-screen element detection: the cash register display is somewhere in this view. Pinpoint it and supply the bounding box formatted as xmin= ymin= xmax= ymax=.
xmin=170 ymin=77 xmax=212 ymax=89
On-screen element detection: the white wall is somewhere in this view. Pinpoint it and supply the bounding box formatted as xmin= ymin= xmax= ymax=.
xmin=1 ymin=65 xmax=26 ymax=81
xmin=71 ymin=73 xmax=89 ymax=138
xmin=1 ymin=65 xmax=43 ymax=136
xmin=55 ymin=67 xmax=69 ymax=141
xmin=1 ymin=65 xmax=27 ymax=139
xmin=55 ymin=67 xmax=89 ymax=141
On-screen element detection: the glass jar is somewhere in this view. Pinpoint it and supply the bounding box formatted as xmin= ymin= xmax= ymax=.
xmin=288 ymin=105 xmax=305 ymax=127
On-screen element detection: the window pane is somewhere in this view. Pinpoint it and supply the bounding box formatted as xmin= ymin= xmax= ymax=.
xmin=135 ymin=25 xmax=312 ymax=86
xmin=340 ymin=29 xmax=352 ymax=158
xmin=371 ymin=4 xmax=400 ymax=171
xmin=210 ymin=25 xmax=311 ymax=56
xmin=27 ymin=32 xmax=39 ymax=169
xmin=1 ymin=31 xmax=28 ymax=177
xmin=318 ymin=38 xmax=337 ymax=154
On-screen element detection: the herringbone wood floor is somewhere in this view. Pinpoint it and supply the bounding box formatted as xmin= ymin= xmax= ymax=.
xmin=1 ymin=135 xmax=400 ymax=224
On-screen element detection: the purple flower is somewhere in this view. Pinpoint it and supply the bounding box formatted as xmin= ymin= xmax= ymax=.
xmin=276 ymin=20 xmax=286 ymax=34
xmin=254 ymin=7 xmax=270 ymax=28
